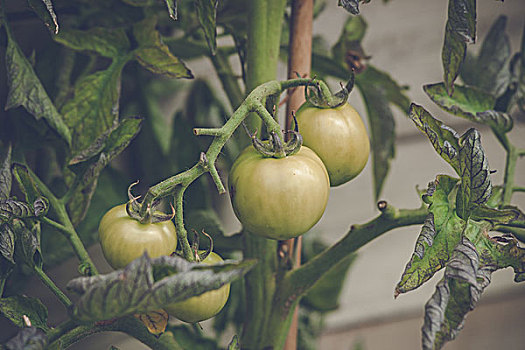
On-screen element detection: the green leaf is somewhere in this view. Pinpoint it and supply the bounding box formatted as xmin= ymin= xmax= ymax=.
xmin=185 ymin=210 xmax=242 ymax=253
xmin=27 ymin=0 xmax=59 ymax=34
xmin=423 ymin=83 xmax=512 ymax=133
xmin=300 ymin=231 xmax=355 ymax=312
xmin=0 ymin=295 xmax=49 ymax=331
xmin=331 ymin=15 xmax=367 ymax=66
xmin=442 ymin=0 xmax=476 ymax=95
xmin=5 ymin=327 xmax=47 ymax=350
xmin=133 ymin=17 xmax=193 ymax=79
xmin=66 ymin=254 xmax=256 ymax=322
xmin=455 ymin=129 xmax=492 ymax=220
xmin=396 ymin=175 xmax=466 ymax=295
xmin=54 ymin=27 xmax=130 ymax=58
xmin=185 ymin=209 xmax=223 ymax=236
xmin=0 ymin=223 xmax=15 ymax=264
xmin=355 ymin=67 xmax=400 ymax=199
xmin=12 ymin=219 xmax=43 ymax=269
xmin=60 ymin=58 xmax=128 ymax=153
xmin=311 ymin=52 xmax=350 ymax=80
xmin=66 ymin=117 xmax=142 ymax=225
xmin=69 ymin=117 xmax=142 ymax=181
xmin=4 ymin=21 xmax=72 ymax=146
xmin=471 ymin=205 xmax=520 ymax=225
xmin=303 ymin=253 xmax=355 ymax=311
xmin=338 ymin=0 xmax=360 ymax=15
xmin=460 ymin=16 xmax=511 ymax=97
xmin=141 ymin=80 xmax=177 ymax=156
xmin=353 ymin=67 xmax=409 ymax=199
xmin=442 ymin=27 xmax=466 ymax=96
xmin=448 ymin=0 xmax=476 ymax=44
xmin=11 ymin=164 xmax=40 ymax=205
xmin=195 ymin=0 xmax=218 ymax=55
xmin=409 ymin=104 xmax=461 ymax=174
xmin=0 ymin=144 xmax=12 ymax=200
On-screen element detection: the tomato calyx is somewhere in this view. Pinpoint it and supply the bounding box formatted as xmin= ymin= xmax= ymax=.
xmin=191 ymin=229 xmax=213 ymax=262
xmin=305 ymin=72 xmax=355 ymax=109
xmin=126 ymin=181 xmax=175 ymax=224
xmin=242 ymin=114 xmax=303 ymax=158
xmin=172 ymin=229 xmax=213 ymax=262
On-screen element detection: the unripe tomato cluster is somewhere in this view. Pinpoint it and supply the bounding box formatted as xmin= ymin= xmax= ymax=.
xmin=229 ymin=102 xmax=370 ymax=240
xmin=98 ymin=204 xmax=230 ymax=324
xmin=97 ymin=101 xmax=369 ymax=324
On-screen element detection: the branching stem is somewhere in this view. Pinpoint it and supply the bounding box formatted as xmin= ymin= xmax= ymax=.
xmin=29 ymin=169 xmax=99 ymax=275
xmin=137 ymin=78 xmax=312 ymax=261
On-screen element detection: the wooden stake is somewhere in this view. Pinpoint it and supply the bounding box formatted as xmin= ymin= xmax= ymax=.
xmin=283 ymin=1 xmax=313 ymax=349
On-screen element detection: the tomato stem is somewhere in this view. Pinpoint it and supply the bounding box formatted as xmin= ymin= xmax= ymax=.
xmin=34 ymin=266 xmax=73 ymax=308
xmin=137 ymin=78 xmax=315 ymax=262
xmin=28 ymin=168 xmax=99 ymax=275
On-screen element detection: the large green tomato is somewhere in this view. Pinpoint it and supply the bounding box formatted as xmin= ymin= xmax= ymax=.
xmin=296 ymin=102 xmax=370 ymax=186
xmin=164 ymin=252 xmax=230 ymax=323
xmin=228 ymin=145 xmax=330 ymax=240
xmin=98 ymin=204 xmax=177 ymax=269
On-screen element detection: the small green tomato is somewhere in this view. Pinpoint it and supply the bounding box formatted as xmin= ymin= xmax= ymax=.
xmin=164 ymin=252 xmax=230 ymax=323
xmin=228 ymin=145 xmax=330 ymax=240
xmin=98 ymin=204 xmax=177 ymax=269
xmin=296 ymin=102 xmax=370 ymax=186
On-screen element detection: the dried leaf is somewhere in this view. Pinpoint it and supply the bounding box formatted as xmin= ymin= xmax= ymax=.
xmin=134 ymin=309 xmax=168 ymax=335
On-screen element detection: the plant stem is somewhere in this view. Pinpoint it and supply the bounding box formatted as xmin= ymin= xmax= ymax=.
xmin=29 ymin=169 xmax=98 ymax=275
xmin=284 ymin=203 xmax=428 ymax=295
xmin=491 ymin=128 xmax=519 ymax=206
xmin=47 ymin=319 xmax=78 ymax=344
xmin=34 ymin=267 xmax=72 ymax=308
xmin=240 ymin=233 xmax=278 ymax=348
xmin=502 ymin=144 xmax=517 ymax=205
xmin=249 ymin=203 xmax=428 ymax=349
xmin=244 ymin=0 xmax=288 ymax=144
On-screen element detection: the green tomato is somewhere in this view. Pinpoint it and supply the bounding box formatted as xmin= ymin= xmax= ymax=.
xmin=98 ymin=204 xmax=177 ymax=269
xmin=296 ymin=102 xmax=370 ymax=186
xmin=164 ymin=252 xmax=230 ymax=323
xmin=228 ymin=145 xmax=330 ymax=240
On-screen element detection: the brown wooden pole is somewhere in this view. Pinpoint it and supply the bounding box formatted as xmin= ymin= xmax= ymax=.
xmin=282 ymin=1 xmax=313 ymax=349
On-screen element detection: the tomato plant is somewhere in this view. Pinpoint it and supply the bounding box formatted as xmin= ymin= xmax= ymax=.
xmin=228 ymin=145 xmax=330 ymax=240
xmin=164 ymin=252 xmax=230 ymax=323
xmin=98 ymin=204 xmax=177 ymax=269
xmin=296 ymin=102 xmax=370 ymax=186
xmin=1 ymin=1 xmax=524 ymax=350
